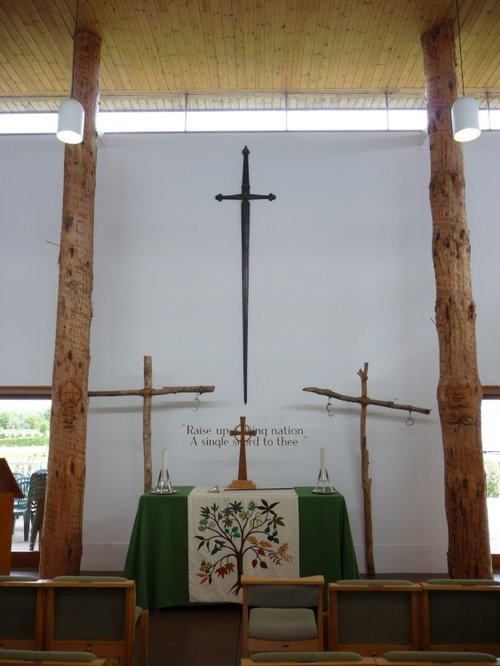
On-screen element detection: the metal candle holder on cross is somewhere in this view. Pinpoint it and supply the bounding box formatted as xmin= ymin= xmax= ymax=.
xmin=154 ymin=468 xmax=175 ymax=494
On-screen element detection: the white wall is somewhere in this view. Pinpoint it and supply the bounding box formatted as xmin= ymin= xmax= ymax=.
xmin=1 ymin=130 xmax=499 ymax=574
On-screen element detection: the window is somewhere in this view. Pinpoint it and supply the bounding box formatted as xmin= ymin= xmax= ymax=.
xmin=1 ymin=108 xmax=498 ymax=135
xmin=0 ymin=386 xmax=50 ymax=559
xmin=482 ymin=386 xmax=500 ymax=562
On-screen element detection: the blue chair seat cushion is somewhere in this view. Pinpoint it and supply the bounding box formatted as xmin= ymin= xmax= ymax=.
xmin=251 ymin=651 xmax=364 ymax=662
xmin=249 ymin=607 xmax=317 ymax=641
xmin=52 ymin=576 xmax=128 ymax=582
xmin=383 ymin=652 xmax=497 ymax=662
xmin=336 ymin=579 xmax=413 ymax=585
xmin=425 ymin=580 xmax=500 ymax=586
xmin=0 ymin=576 xmax=38 ymax=581
xmin=0 ymin=649 xmax=98 ymax=662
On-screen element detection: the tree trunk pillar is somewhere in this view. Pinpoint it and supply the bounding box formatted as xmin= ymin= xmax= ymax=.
xmin=40 ymin=30 xmax=101 ymax=578
xmin=421 ymin=24 xmax=491 ymax=578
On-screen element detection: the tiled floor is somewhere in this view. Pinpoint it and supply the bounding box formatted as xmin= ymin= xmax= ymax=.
xmin=11 ymin=516 xmax=34 ymax=551
xmin=148 ymin=604 xmax=242 ymax=666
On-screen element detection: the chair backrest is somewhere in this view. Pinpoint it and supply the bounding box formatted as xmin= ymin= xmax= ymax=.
xmin=13 ymin=478 xmax=30 ymax=514
xmin=243 ymin=575 xmax=325 ymax=606
xmin=27 ymin=472 xmax=47 ymax=503
xmin=328 ymin=580 xmax=422 ymax=656
xmin=44 ymin=577 xmax=137 ymax=666
xmin=0 ymin=578 xmax=45 ymax=650
xmin=420 ymin=580 xmax=500 ymax=656
xmin=246 ymin=583 xmax=322 ymax=608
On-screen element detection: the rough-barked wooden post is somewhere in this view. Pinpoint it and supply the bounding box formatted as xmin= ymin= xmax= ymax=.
xmin=421 ymin=24 xmax=491 ymax=578
xmin=304 ymin=362 xmax=431 ymax=575
xmin=143 ymin=356 xmax=153 ymax=491
xmin=88 ymin=355 xmax=215 ymax=492
xmin=358 ymin=364 xmax=372 ymax=576
xmin=40 ymin=30 xmax=101 ymax=579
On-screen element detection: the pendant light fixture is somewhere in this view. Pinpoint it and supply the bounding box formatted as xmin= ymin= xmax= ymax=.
xmin=57 ymin=0 xmax=84 ymax=144
xmin=451 ymin=0 xmax=480 ymax=142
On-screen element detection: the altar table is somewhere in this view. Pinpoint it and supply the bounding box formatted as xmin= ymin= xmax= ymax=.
xmin=123 ymin=486 xmax=359 ymax=609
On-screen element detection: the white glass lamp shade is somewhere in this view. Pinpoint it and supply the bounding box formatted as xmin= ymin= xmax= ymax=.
xmin=451 ymin=95 xmax=481 ymax=142
xmin=57 ymin=98 xmax=85 ymax=144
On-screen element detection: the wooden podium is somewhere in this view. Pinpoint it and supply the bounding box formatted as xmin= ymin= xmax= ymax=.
xmin=0 ymin=458 xmax=23 ymax=574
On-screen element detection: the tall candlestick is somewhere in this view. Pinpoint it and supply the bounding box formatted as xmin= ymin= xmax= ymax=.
xmin=161 ymin=448 xmax=168 ymax=478
xmin=314 ymin=444 xmax=334 ymax=494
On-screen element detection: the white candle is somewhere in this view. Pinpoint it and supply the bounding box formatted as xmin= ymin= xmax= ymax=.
xmin=320 ymin=447 xmax=326 ymax=472
xmin=161 ymin=448 xmax=168 ymax=477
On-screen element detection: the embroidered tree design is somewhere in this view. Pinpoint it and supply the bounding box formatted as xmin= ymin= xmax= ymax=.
xmin=195 ymin=498 xmax=293 ymax=595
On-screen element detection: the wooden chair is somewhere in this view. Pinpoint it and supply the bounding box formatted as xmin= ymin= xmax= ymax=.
xmin=24 ymin=471 xmax=47 ymax=549
xmin=12 ymin=476 xmax=29 ymax=536
xmin=0 ymin=649 xmax=108 ymax=666
xmin=241 ymin=575 xmax=325 ymax=657
xmin=43 ymin=577 xmax=148 ymax=666
xmin=328 ymin=580 xmax=422 ymax=656
xmin=420 ymin=579 xmax=500 ymax=656
xmin=0 ymin=577 xmax=45 ymax=650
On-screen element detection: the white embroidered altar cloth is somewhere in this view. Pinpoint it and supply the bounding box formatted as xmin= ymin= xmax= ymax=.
xmin=188 ymin=486 xmax=299 ymax=603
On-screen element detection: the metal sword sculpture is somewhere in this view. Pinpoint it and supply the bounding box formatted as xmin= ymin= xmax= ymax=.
xmin=215 ymin=146 xmax=276 ymax=404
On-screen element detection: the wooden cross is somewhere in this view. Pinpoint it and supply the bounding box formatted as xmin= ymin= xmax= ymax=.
xmin=304 ymin=361 xmax=431 ymax=575
xmin=228 ymin=415 xmax=256 ymax=489
xmin=88 ymin=355 xmax=215 ymax=492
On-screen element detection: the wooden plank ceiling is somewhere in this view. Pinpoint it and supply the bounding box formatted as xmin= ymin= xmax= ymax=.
xmin=0 ymin=0 xmax=498 ymax=113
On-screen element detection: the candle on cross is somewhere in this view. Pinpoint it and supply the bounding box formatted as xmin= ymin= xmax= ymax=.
xmin=320 ymin=446 xmax=326 ymax=473
xmin=161 ymin=448 xmax=168 ymax=479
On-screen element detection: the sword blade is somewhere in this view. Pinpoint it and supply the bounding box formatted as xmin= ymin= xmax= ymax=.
xmin=241 ymin=199 xmax=250 ymax=404
xmin=241 ymin=147 xmax=251 ymax=405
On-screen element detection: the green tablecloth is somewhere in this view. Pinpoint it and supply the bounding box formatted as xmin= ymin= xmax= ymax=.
xmin=124 ymin=486 xmax=359 ymax=608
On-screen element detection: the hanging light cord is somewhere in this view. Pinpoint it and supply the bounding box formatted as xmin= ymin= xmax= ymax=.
xmin=69 ymin=0 xmax=80 ymax=97
xmin=455 ymin=0 xmax=466 ymax=97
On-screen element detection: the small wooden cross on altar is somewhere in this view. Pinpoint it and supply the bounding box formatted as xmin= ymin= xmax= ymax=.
xmin=304 ymin=361 xmax=431 ymax=575
xmin=228 ymin=416 xmax=256 ymax=489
